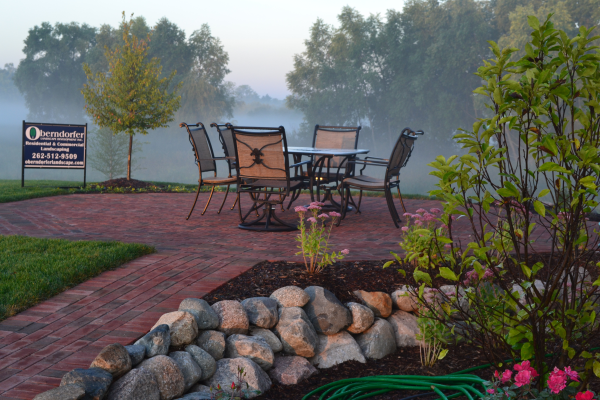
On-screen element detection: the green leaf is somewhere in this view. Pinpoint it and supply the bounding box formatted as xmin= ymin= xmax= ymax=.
xmin=414 ymin=270 xmax=432 ymax=285
xmin=534 ymin=200 xmax=546 ymax=217
xmin=528 ymin=16 xmax=540 ymax=30
xmin=539 ymin=162 xmax=572 ymax=174
xmin=521 ymin=342 xmax=534 ymax=360
xmin=383 ymin=261 xmax=394 ymax=269
xmin=438 ymin=349 xmax=449 ymax=360
xmin=594 ymin=361 xmax=600 ymax=378
xmin=538 ymin=189 xmax=550 ymax=198
xmin=439 ymin=267 xmax=458 ymax=281
xmin=397 ymin=268 xmax=406 ymax=278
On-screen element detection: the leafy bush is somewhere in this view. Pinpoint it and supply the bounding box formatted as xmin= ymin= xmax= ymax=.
xmin=398 ymin=15 xmax=600 ymax=385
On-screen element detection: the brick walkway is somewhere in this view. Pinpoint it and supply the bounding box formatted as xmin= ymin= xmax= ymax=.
xmin=0 ymin=193 xmax=558 ymax=399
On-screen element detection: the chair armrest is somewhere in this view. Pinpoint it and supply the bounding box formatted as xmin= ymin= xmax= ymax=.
xmin=349 ymin=159 xmax=388 ymax=167
xmin=364 ymin=156 xmax=389 ymax=162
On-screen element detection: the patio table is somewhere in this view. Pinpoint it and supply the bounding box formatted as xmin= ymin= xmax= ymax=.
xmin=287 ymin=146 xmax=369 ymax=211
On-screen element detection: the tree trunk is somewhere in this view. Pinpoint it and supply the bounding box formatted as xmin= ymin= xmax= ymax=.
xmin=127 ymin=134 xmax=133 ymax=180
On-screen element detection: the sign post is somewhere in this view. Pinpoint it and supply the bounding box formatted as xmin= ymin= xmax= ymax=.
xmin=21 ymin=121 xmax=88 ymax=188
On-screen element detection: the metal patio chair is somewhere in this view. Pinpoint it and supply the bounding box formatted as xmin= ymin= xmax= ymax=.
xmin=210 ymin=122 xmax=239 ymax=210
xmin=228 ymin=124 xmax=310 ymax=231
xmin=337 ymin=127 xmax=424 ymax=228
xmin=287 ymin=124 xmax=362 ymax=209
xmin=180 ymin=122 xmax=237 ymax=220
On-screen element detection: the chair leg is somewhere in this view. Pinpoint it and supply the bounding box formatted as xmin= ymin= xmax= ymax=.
xmin=356 ymin=190 xmax=363 ymax=214
xmin=186 ymin=183 xmax=202 ymax=220
xmin=385 ymin=188 xmax=401 ymax=228
xmin=279 ymin=189 xmax=285 ymax=211
xmin=336 ymin=186 xmax=350 ymax=226
xmin=397 ymin=186 xmax=407 ymax=214
xmin=217 ymin=185 xmax=231 ymax=214
xmin=201 ymin=186 xmax=215 ymax=216
xmin=231 ymin=193 xmax=239 ymax=210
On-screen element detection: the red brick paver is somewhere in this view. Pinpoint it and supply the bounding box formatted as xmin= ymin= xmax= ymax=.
xmin=0 ymin=193 xmax=559 ymax=399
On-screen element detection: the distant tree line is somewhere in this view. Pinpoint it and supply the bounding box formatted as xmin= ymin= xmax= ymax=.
xmin=12 ymin=16 xmax=233 ymax=124
xmin=286 ymin=0 xmax=600 ymax=152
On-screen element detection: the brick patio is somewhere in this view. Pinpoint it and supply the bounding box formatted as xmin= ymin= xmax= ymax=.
xmin=0 ymin=193 xmax=557 ymax=399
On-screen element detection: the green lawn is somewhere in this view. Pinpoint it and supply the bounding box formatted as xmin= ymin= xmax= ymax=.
xmin=0 ymin=235 xmax=154 ymax=321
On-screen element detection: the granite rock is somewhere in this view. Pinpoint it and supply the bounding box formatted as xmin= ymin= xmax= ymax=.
xmin=391 ymin=287 xmax=419 ymax=312
xmin=185 ymin=345 xmax=216 ymax=381
xmin=353 ymin=290 xmax=392 ymax=318
xmin=206 ymin=358 xmax=271 ymax=399
xmin=268 ymin=355 xmax=318 ymax=385
xmin=105 ymin=368 xmax=160 ymax=400
xmin=125 ymin=345 xmax=145 ymax=367
xmin=241 ymin=297 xmax=279 ymax=329
xmin=345 ymin=302 xmax=375 ymax=334
xmin=270 ymin=286 xmax=310 ymax=308
xmin=309 ymin=331 xmax=366 ymax=369
xmin=138 ymin=355 xmax=185 ymax=400
xmin=196 ymin=330 xmax=226 ymax=361
xmin=151 ymin=311 xmax=198 ymax=347
xmin=355 ymin=319 xmax=397 ymax=359
xmin=179 ymin=298 xmax=219 ymax=330
xmin=60 ymin=368 xmax=113 ymax=400
xmin=387 ymin=310 xmax=420 ymax=347
xmin=211 ymin=300 xmax=249 ymax=335
xmin=226 ymin=334 xmax=275 ymax=371
xmin=249 ymin=326 xmax=283 ymax=353
xmin=303 ymin=286 xmax=352 ymax=335
xmin=275 ymin=307 xmax=318 ymax=358
xmin=89 ymin=343 xmax=131 ymax=378
xmin=134 ymin=324 xmax=170 ymax=358
xmin=33 ymin=385 xmax=85 ymax=400
xmin=169 ymin=351 xmax=202 ymax=391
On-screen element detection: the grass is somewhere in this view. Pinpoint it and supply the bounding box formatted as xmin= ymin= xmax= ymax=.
xmin=0 ymin=179 xmax=437 ymax=204
xmin=0 ymin=235 xmax=155 ymax=321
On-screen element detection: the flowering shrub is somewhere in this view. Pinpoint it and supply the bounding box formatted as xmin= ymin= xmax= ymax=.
xmin=484 ymin=362 xmax=591 ymax=400
xmin=209 ymin=367 xmax=260 ymax=399
xmin=295 ymin=202 xmax=348 ymax=274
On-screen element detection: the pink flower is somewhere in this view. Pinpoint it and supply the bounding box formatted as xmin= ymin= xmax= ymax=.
xmin=547 ymin=368 xmax=567 ymax=394
xmin=444 ymin=244 xmax=452 ymax=249
xmin=441 ymin=224 xmax=449 ymax=230
xmin=318 ymin=213 xmax=329 ymax=219
xmin=231 ymin=382 xmax=236 ymax=389
xmin=341 ymin=249 xmax=349 ymax=255
xmin=416 ymin=208 xmax=427 ymax=214
xmin=514 ymin=370 xmax=532 ymax=387
xmin=308 ymin=204 xmax=321 ymax=210
xmin=514 ymin=361 xmax=539 ymax=378
xmin=403 ymin=212 xmax=412 ymax=217
xmin=423 ymin=213 xmax=436 ymax=221
xmin=501 ymin=369 xmax=512 ymax=383
xmin=295 ymin=206 xmax=308 ymax=213
xmin=307 ymin=217 xmax=317 ymax=223
xmin=329 ymin=211 xmax=341 ymax=218
xmin=414 ymin=220 xmax=423 ymax=226
xmin=576 ymin=391 xmax=594 ymax=400
xmin=310 ymin=201 xmax=325 ymax=207
xmin=487 ymin=389 xmax=495 ymax=394
xmin=564 ymin=366 xmax=579 ymax=382
xmin=430 ymin=208 xmax=442 ymax=214
xmin=401 ymin=226 xmax=409 ymax=232
xmin=451 ymin=215 xmax=457 ymax=220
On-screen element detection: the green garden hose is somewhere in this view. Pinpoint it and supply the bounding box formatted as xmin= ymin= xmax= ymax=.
xmin=302 ymin=347 xmax=600 ymax=400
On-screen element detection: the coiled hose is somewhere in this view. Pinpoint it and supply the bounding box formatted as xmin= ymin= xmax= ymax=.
xmin=303 ymin=347 xmax=600 ymax=400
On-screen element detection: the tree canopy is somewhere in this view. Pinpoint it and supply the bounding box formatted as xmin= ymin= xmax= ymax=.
xmin=286 ymin=0 xmax=600 ymax=151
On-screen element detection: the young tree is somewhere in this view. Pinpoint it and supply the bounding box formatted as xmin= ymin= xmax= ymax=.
xmin=81 ymin=13 xmax=181 ymax=180
xmin=87 ymin=127 xmax=145 ymax=180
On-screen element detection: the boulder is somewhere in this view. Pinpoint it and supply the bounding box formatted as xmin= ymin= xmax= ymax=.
xmin=387 ymin=310 xmax=420 ymax=347
xmin=391 ymin=287 xmax=419 ymax=312
xmin=89 ymin=343 xmax=132 ymax=378
xmin=196 ymin=330 xmax=226 ymax=361
xmin=134 ymin=324 xmax=170 ymax=358
xmin=187 ymin=384 xmax=212 ymax=397
xmin=33 ymin=385 xmax=85 ymax=400
xmin=268 ymin=355 xmax=318 ymax=385
xmin=241 ymin=297 xmax=279 ymax=328
xmin=226 ymin=334 xmax=275 ymax=371
xmin=355 ymin=319 xmax=397 ymax=359
xmin=106 ymin=368 xmax=160 ymax=400
xmin=179 ymin=298 xmax=219 ymax=330
xmin=125 ymin=345 xmax=146 ymax=366
xmin=206 ymin=358 xmax=271 ymax=399
xmin=60 ymin=368 xmax=113 ymax=400
xmin=275 ymin=307 xmax=318 ymax=358
xmin=179 ymin=393 xmax=212 ymax=400
xmin=249 ymin=326 xmax=283 ymax=353
xmin=270 ymin=286 xmax=310 ymax=308
xmin=309 ymin=331 xmax=366 ymax=369
xmin=151 ymin=311 xmax=198 ymax=347
xmin=345 ymin=302 xmax=375 ymax=334
xmin=211 ymin=300 xmax=249 ymax=335
xmin=169 ymin=351 xmax=202 ymax=391
xmin=138 ymin=355 xmax=185 ymax=400
xmin=353 ymin=290 xmax=392 ymax=318
xmin=512 ymin=280 xmax=545 ymax=304
xmin=185 ymin=345 xmax=217 ymax=381
xmin=303 ymin=286 xmax=352 ymax=335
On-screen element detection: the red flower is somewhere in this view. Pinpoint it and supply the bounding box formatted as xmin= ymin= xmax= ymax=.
xmin=494 ymin=370 xmax=499 ymax=379
xmin=231 ymin=382 xmax=236 ymax=389
xmin=501 ymin=369 xmax=512 ymax=384
xmin=514 ymin=370 xmax=532 ymax=387
xmin=564 ymin=366 xmax=580 ymax=382
xmin=576 ymin=391 xmax=594 ymax=400
xmin=514 ymin=360 xmax=539 ymax=378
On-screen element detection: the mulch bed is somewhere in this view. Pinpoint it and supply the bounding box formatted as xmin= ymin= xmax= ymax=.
xmin=96 ymin=178 xmax=156 ymax=189
xmin=203 ymin=260 xmax=493 ymax=400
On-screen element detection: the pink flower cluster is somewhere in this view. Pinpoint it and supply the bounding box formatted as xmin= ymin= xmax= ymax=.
xmin=492 ymin=362 xmax=580 ymax=395
xmin=463 ymin=267 xmax=494 ymax=286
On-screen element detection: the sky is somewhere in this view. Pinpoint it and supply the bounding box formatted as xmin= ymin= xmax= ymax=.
xmin=1 ymin=0 xmax=405 ymax=99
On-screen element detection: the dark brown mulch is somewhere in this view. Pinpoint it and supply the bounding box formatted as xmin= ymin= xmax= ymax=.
xmin=96 ymin=178 xmax=155 ymax=189
xmin=203 ymin=261 xmax=492 ymax=400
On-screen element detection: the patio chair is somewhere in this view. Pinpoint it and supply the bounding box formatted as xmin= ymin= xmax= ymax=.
xmin=227 ymin=124 xmax=310 ymax=231
xmin=210 ymin=122 xmax=239 ymax=210
xmin=287 ymin=124 xmax=362 ymax=209
xmin=180 ymin=122 xmax=237 ymax=220
xmin=337 ymin=127 xmax=424 ymax=228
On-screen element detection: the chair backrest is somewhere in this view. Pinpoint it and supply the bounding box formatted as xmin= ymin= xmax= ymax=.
xmin=228 ymin=125 xmax=289 ymax=181
xmin=180 ymin=122 xmax=216 ymax=174
xmin=211 ymin=123 xmax=235 ymax=172
xmin=386 ymin=128 xmax=420 ymax=181
xmin=313 ymin=125 xmax=361 ymax=169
